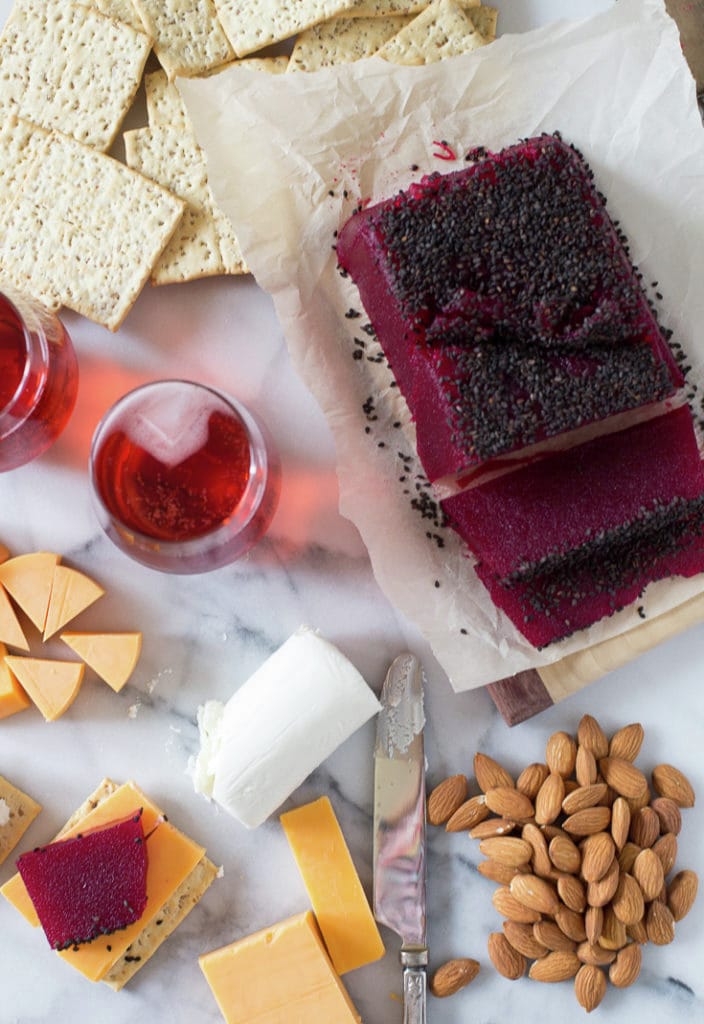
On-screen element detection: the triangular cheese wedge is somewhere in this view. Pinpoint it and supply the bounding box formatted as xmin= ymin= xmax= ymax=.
xmin=60 ymin=632 xmax=142 ymax=692
xmin=43 ymin=567 xmax=105 ymax=640
xmin=0 ymin=583 xmax=29 ymax=651
xmin=0 ymin=644 xmax=31 ymax=720
xmin=0 ymin=553 xmax=60 ymax=632
xmin=4 ymin=657 xmax=84 ymax=721
xmin=0 ymin=543 xmax=9 ymax=563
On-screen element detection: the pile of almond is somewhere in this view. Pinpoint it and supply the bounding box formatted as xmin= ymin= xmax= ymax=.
xmin=427 ymin=715 xmax=698 ymax=1011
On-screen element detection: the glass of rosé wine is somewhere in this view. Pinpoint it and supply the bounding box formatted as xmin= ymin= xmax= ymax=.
xmin=0 ymin=289 xmax=78 ymax=471
xmin=89 ymin=380 xmax=281 ymax=573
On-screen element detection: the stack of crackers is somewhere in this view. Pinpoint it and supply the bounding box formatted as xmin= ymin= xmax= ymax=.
xmin=0 ymin=0 xmax=498 ymax=331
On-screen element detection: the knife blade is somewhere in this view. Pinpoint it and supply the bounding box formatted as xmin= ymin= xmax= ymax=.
xmin=373 ymin=652 xmax=427 ymax=1024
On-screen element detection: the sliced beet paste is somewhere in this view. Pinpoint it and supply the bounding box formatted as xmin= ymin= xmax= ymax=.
xmin=337 ymin=134 xmax=683 ymax=486
xmin=16 ymin=812 xmax=147 ymax=950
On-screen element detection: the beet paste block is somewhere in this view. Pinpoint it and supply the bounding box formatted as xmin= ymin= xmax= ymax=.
xmin=17 ymin=813 xmax=147 ymax=950
xmin=336 ymin=134 xmax=683 ymax=486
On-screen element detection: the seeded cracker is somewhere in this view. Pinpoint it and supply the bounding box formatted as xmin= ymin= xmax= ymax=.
xmin=145 ymin=69 xmax=192 ymax=131
xmin=80 ymin=0 xmax=145 ymax=32
xmin=213 ymin=0 xmax=360 ymax=58
xmin=376 ymin=0 xmax=487 ymax=64
xmin=288 ymin=15 xmax=412 ymax=71
xmin=0 ymin=127 xmax=184 ymax=330
xmin=0 ymin=775 xmax=41 ymax=866
xmin=130 ymin=0 xmax=234 ymax=79
xmin=0 ymin=0 xmax=151 ymax=152
xmin=343 ymin=0 xmax=430 ymax=15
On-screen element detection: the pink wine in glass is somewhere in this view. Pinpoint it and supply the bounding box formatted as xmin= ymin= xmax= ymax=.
xmin=90 ymin=380 xmax=281 ymax=573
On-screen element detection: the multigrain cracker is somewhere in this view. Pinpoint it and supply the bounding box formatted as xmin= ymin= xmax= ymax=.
xmin=213 ymin=0 xmax=360 ymax=58
xmin=0 ymin=126 xmax=184 ymax=329
xmin=145 ymin=68 xmax=191 ymax=131
xmin=344 ymin=0 xmax=430 ymax=15
xmin=376 ymin=0 xmax=487 ymax=64
xmin=79 ymin=0 xmax=145 ymax=31
xmin=0 ymin=775 xmax=41 ymax=866
xmin=0 ymin=0 xmax=151 ymax=151
xmin=288 ymin=15 xmax=412 ymax=70
xmin=130 ymin=0 xmax=233 ymax=79
xmin=124 ymin=123 xmax=246 ymax=283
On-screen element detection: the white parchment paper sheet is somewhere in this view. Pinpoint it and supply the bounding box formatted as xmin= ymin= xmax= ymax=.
xmin=179 ymin=0 xmax=704 ymax=690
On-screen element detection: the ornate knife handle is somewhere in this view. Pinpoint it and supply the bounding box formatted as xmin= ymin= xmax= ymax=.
xmin=401 ymin=949 xmax=427 ymax=1024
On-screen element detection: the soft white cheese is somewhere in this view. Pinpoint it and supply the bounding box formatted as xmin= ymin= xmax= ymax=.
xmin=197 ymin=626 xmax=380 ymax=828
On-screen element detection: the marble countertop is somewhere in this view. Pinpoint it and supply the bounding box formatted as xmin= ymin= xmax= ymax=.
xmin=2 ymin=2 xmax=703 ymax=1022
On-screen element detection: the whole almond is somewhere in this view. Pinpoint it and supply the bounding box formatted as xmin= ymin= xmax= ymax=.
xmin=599 ymin=757 xmax=649 ymax=800
xmin=667 ymin=869 xmax=699 ymax=922
xmin=535 ymin=772 xmax=565 ymax=825
xmin=584 ymin=905 xmax=604 ymax=946
xmin=577 ymin=715 xmax=609 ymax=759
xmin=610 ymin=797 xmax=631 ymax=851
xmin=563 ymin=806 xmax=611 ymax=837
xmin=608 ymin=942 xmax=642 ymax=988
xmin=427 ymin=774 xmax=468 ymax=825
xmin=577 ymin=940 xmax=615 ymax=966
xmin=470 ymin=817 xmax=516 ymax=840
xmin=546 ymin=731 xmax=577 ymax=778
xmin=618 ymin=841 xmax=642 ymax=874
xmin=646 ymin=900 xmax=675 ymax=945
xmin=485 ymin=786 xmax=534 ymax=821
xmin=651 ymin=764 xmax=695 ymax=808
xmin=549 ymin=834 xmax=582 ymax=874
xmin=562 ymin=783 xmax=608 ymax=816
xmin=521 ymin=823 xmax=552 ymax=877
xmin=574 ymin=963 xmax=607 ymax=1013
xmin=629 ymin=806 xmax=660 ymax=849
xmin=517 ymin=762 xmax=549 ymax=800
xmin=492 ymin=886 xmax=542 ymax=924
xmin=652 ymin=832 xmax=678 ymax=876
xmin=528 ymin=950 xmax=581 ymax=983
xmin=650 ymin=796 xmax=682 ymax=836
xmin=608 ymin=722 xmax=644 ymax=762
xmin=533 ymin=920 xmax=577 ymax=953
xmin=626 ymin=786 xmax=651 ymax=814
xmin=555 ymin=905 xmax=587 ymax=943
xmin=430 ymin=957 xmax=480 ymax=997
xmin=446 ymin=795 xmax=489 ymax=833
xmin=612 ymin=873 xmax=645 ymax=926
xmin=626 ymin=918 xmax=649 ymax=945
xmin=478 ymin=859 xmax=524 ymax=886
xmin=633 ymin=847 xmax=665 ymax=901
xmin=599 ymin=906 xmax=628 ymax=951
xmin=586 ymin=858 xmax=620 ymax=908
xmin=479 ymin=836 xmax=532 ymax=868
xmin=581 ymin=831 xmax=615 ymax=883
xmin=474 ymin=753 xmax=514 ymax=793
xmin=558 ymin=874 xmax=587 ymax=914
xmin=487 ymin=932 xmax=526 ymax=979
xmin=575 ymin=745 xmax=598 ymax=787
xmin=510 ymin=873 xmax=560 ymax=916
xmin=503 ymin=920 xmax=549 ymax=960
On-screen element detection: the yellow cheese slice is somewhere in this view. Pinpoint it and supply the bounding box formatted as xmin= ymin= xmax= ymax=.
xmin=0 ymin=552 xmax=60 ymax=631
xmin=199 ymin=911 xmax=362 ymax=1024
xmin=43 ymin=566 xmax=105 ymax=640
xmin=280 ymin=797 xmax=384 ymax=974
xmin=4 ymin=656 xmax=84 ymax=721
xmin=0 ymin=584 xmax=29 ymax=651
xmin=0 ymin=645 xmax=30 ymax=719
xmin=60 ymin=632 xmax=141 ymax=691
xmin=1 ymin=781 xmax=207 ymax=982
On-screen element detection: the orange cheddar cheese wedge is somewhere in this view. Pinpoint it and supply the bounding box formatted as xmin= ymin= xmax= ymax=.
xmin=0 ymin=543 xmax=8 ymax=563
xmin=43 ymin=566 xmax=105 ymax=641
xmin=1 ymin=781 xmax=207 ymax=983
xmin=4 ymin=657 xmax=84 ymax=721
xmin=199 ymin=911 xmax=362 ymax=1024
xmin=280 ymin=797 xmax=384 ymax=974
xmin=60 ymin=632 xmax=141 ymax=692
xmin=0 ymin=645 xmax=30 ymax=719
xmin=0 ymin=584 xmax=28 ymax=651
xmin=0 ymin=552 xmax=60 ymax=632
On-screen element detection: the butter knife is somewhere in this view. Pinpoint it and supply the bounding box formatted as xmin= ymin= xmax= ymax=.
xmin=373 ymin=652 xmax=427 ymax=1024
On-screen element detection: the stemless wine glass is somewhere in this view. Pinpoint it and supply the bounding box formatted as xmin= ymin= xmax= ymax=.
xmin=0 ymin=289 xmax=79 ymax=471
xmin=89 ymin=380 xmax=281 ymax=573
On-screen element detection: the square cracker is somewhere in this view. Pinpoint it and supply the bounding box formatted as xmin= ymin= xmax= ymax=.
xmin=130 ymin=0 xmax=233 ymax=79
xmin=376 ymin=0 xmax=487 ymax=64
xmin=0 ymin=124 xmax=184 ymax=330
xmin=0 ymin=775 xmax=41 ymax=866
xmin=288 ymin=15 xmax=412 ymax=71
xmin=0 ymin=0 xmax=151 ymax=152
xmin=79 ymin=0 xmax=145 ymax=31
xmin=213 ymin=0 xmax=360 ymax=58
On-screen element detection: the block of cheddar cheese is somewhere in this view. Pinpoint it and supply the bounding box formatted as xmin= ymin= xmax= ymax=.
xmin=0 ymin=583 xmax=28 ymax=651
xmin=0 ymin=644 xmax=30 ymax=719
xmin=280 ymin=796 xmax=384 ymax=975
xmin=4 ymin=656 xmax=85 ymax=721
xmin=0 ymin=552 xmax=59 ymax=631
xmin=60 ymin=632 xmax=142 ymax=692
xmin=199 ymin=911 xmax=362 ymax=1024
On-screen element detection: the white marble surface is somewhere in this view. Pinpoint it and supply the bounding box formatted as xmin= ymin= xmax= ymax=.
xmin=1 ymin=1 xmax=703 ymax=1022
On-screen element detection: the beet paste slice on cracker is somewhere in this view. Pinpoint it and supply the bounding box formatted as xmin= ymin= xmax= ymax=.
xmin=17 ymin=812 xmax=147 ymax=950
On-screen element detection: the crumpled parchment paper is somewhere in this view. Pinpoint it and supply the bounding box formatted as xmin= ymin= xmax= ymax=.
xmin=179 ymin=0 xmax=704 ymax=690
